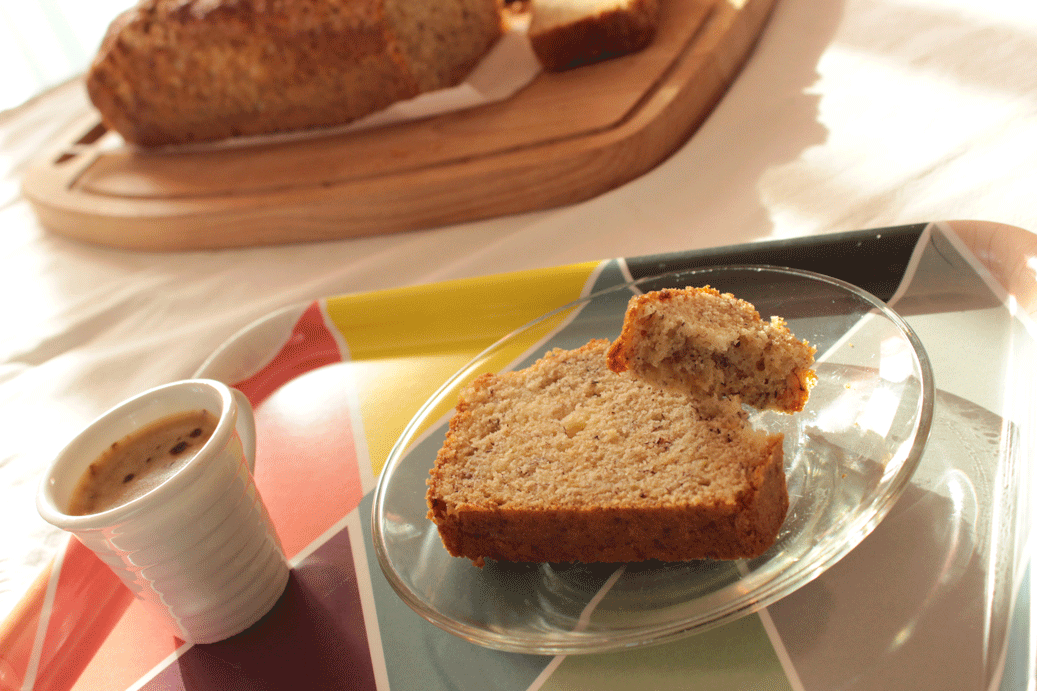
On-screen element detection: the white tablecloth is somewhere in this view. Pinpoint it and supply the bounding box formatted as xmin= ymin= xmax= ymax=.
xmin=3 ymin=0 xmax=1037 ymax=634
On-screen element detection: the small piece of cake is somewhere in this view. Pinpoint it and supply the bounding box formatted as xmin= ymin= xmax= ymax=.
xmin=426 ymin=340 xmax=788 ymax=565
xmin=607 ymin=286 xmax=816 ymax=412
xmin=528 ymin=0 xmax=660 ymax=72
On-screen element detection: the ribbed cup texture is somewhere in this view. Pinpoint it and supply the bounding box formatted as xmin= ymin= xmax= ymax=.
xmin=75 ymin=435 xmax=289 ymax=643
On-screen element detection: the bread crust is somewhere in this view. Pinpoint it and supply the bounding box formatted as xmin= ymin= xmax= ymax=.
xmin=529 ymin=0 xmax=659 ymax=72
xmin=86 ymin=0 xmax=502 ymax=146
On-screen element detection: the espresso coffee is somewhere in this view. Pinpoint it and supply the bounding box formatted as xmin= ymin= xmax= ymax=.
xmin=68 ymin=409 xmax=218 ymax=515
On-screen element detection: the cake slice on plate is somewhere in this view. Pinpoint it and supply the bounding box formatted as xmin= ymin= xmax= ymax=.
xmin=427 ymin=338 xmax=790 ymax=565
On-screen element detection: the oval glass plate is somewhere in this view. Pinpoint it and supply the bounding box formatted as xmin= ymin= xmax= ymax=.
xmin=372 ymin=265 xmax=935 ymax=654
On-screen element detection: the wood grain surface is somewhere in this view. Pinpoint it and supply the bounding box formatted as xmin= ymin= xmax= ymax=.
xmin=23 ymin=0 xmax=777 ymax=251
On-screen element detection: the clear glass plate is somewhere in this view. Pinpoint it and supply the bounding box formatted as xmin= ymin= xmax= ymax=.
xmin=371 ymin=265 xmax=935 ymax=654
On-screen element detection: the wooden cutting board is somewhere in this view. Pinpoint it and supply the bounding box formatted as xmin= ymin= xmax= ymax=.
xmin=22 ymin=0 xmax=777 ymax=251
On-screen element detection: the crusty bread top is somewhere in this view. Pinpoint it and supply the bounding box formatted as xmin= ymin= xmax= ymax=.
xmin=607 ymin=286 xmax=816 ymax=412
xmin=86 ymin=0 xmax=502 ymax=146
xmin=429 ymin=339 xmax=779 ymax=514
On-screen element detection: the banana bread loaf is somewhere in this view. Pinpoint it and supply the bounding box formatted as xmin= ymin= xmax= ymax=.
xmin=86 ymin=0 xmax=503 ymax=146
xmin=607 ymin=286 xmax=816 ymax=412
xmin=426 ymin=339 xmax=789 ymax=565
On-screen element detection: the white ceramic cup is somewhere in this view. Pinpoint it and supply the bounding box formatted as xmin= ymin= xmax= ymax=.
xmin=37 ymin=379 xmax=290 ymax=644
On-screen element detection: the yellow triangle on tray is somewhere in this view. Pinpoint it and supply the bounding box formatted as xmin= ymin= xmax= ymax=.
xmin=323 ymin=262 xmax=600 ymax=476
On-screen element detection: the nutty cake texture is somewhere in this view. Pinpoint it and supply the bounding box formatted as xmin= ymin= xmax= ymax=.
xmin=607 ymin=286 xmax=816 ymax=412
xmin=427 ymin=339 xmax=790 ymax=565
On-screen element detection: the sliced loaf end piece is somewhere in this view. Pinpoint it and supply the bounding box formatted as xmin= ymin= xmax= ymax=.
xmin=607 ymin=286 xmax=817 ymax=412
xmin=528 ymin=0 xmax=660 ymax=72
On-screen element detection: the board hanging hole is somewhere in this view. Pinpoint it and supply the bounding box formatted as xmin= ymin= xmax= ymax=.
xmin=54 ymin=122 xmax=110 ymax=164
xmin=75 ymin=122 xmax=108 ymax=146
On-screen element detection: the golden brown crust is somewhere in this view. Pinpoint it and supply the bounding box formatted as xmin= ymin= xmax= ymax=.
xmin=529 ymin=0 xmax=659 ymax=72
xmin=87 ymin=0 xmax=502 ymax=146
xmin=606 ymin=287 xmax=688 ymax=373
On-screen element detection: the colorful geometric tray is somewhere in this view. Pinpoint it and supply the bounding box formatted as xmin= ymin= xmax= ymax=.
xmin=2 ymin=220 xmax=1033 ymax=690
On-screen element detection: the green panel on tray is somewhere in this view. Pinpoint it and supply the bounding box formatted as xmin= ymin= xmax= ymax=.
xmin=540 ymin=615 xmax=793 ymax=691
